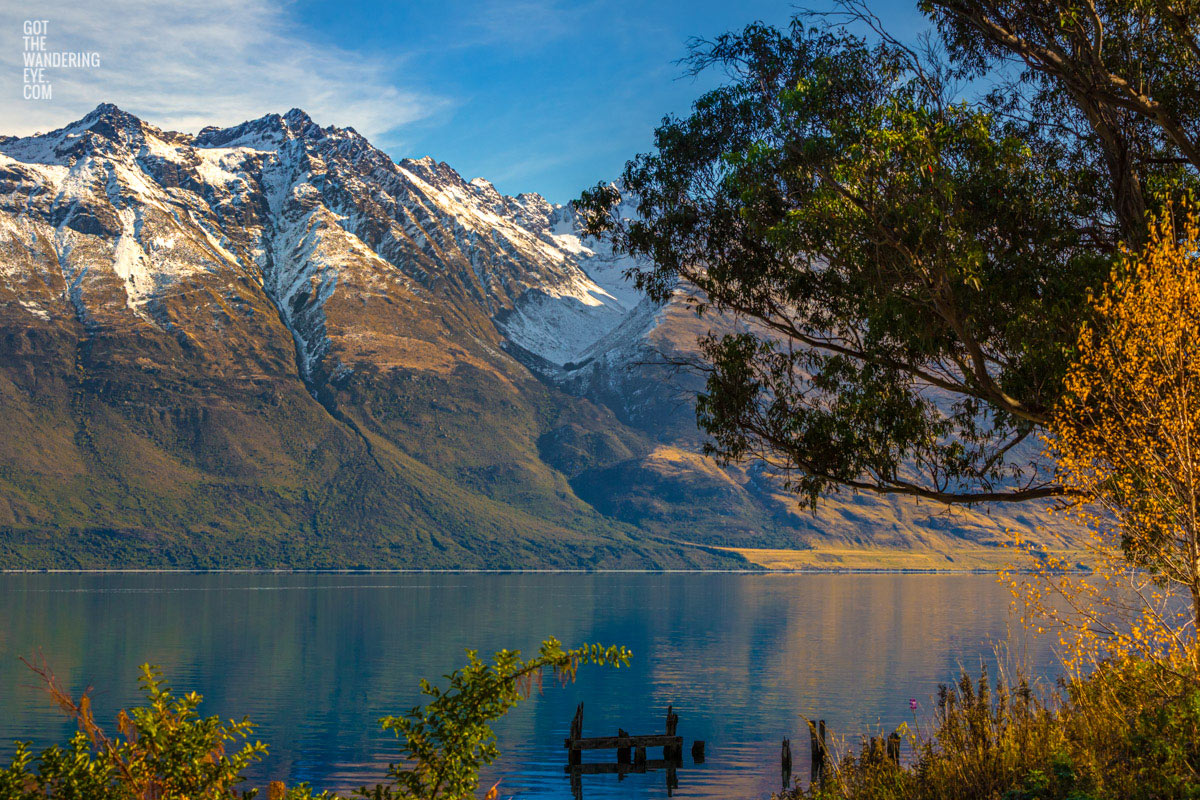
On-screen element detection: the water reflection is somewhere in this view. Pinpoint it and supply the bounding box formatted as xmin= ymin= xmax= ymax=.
xmin=0 ymin=573 xmax=1059 ymax=799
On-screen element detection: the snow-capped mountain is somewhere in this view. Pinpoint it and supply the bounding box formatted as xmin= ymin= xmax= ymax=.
xmin=0 ymin=103 xmax=642 ymax=378
xmin=0 ymin=105 xmax=1057 ymax=569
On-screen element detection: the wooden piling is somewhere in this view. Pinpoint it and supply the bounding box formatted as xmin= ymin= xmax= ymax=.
xmin=691 ymin=740 xmax=705 ymax=764
xmin=569 ymin=703 xmax=584 ymax=766
xmin=782 ymin=738 xmax=793 ymax=772
xmin=570 ymin=703 xmax=584 ymax=739
xmin=563 ymin=700 xmax=683 ymax=786
xmin=887 ymin=731 xmax=901 ymax=765
xmin=809 ymin=719 xmax=827 ymax=786
xmin=665 ymin=705 xmax=680 ymax=761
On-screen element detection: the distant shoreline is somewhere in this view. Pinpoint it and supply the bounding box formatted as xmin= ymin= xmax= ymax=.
xmin=0 ymin=566 xmax=1077 ymax=574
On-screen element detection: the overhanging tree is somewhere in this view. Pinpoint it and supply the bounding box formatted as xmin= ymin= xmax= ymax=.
xmin=578 ymin=1 xmax=1200 ymax=506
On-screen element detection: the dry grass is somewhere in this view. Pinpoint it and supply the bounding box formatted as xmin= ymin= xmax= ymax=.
xmin=721 ymin=546 xmax=1092 ymax=572
xmin=778 ymin=654 xmax=1200 ymax=800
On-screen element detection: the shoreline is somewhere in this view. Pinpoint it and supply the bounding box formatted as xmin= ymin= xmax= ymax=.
xmin=0 ymin=566 xmax=1083 ymax=575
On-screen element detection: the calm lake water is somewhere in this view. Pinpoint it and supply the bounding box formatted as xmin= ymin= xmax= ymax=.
xmin=0 ymin=572 xmax=1060 ymax=799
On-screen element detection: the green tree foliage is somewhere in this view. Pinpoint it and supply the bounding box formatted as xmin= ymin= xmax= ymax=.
xmin=578 ymin=1 xmax=1200 ymax=506
xmin=361 ymin=638 xmax=630 ymax=800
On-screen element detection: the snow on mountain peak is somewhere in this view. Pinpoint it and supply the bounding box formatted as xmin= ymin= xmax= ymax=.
xmin=283 ymin=107 xmax=314 ymax=127
xmin=0 ymin=104 xmax=654 ymax=369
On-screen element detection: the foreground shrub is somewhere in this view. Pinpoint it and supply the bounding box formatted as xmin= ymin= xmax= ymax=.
xmin=0 ymin=660 xmax=268 ymax=799
xmin=0 ymin=638 xmax=629 ymax=800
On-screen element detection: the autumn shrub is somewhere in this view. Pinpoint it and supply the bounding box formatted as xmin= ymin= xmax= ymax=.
xmin=1010 ymin=204 xmax=1200 ymax=677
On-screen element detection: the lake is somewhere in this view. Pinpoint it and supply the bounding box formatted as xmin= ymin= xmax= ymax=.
xmin=0 ymin=572 xmax=1060 ymax=799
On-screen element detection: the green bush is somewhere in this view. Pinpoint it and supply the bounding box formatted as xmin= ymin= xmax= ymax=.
xmin=0 ymin=638 xmax=629 ymax=800
xmin=0 ymin=662 xmax=267 ymax=799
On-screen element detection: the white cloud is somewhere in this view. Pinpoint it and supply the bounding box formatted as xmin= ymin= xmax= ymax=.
xmin=0 ymin=0 xmax=447 ymax=140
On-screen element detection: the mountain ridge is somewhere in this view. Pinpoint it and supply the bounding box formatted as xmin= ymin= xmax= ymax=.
xmin=0 ymin=104 xmax=1069 ymax=569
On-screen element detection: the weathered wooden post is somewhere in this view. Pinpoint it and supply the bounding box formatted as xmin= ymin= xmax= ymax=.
xmin=808 ymin=719 xmax=827 ymax=786
xmin=782 ymin=738 xmax=793 ymax=789
xmin=887 ymin=731 xmax=901 ymax=765
xmin=568 ymin=703 xmax=584 ymax=766
xmin=267 ymin=781 xmax=286 ymax=800
xmin=560 ymin=702 xmax=687 ymax=785
xmin=567 ymin=704 xmax=583 ymax=799
xmin=665 ymin=705 xmax=680 ymax=761
xmin=691 ymin=740 xmax=705 ymax=764
xmin=571 ymin=703 xmax=584 ymax=739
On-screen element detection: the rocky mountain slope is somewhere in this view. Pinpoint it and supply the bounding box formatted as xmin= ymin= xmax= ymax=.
xmin=0 ymin=105 xmax=1062 ymax=568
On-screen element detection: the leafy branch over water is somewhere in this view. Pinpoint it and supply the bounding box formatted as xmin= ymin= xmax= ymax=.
xmin=365 ymin=638 xmax=630 ymax=800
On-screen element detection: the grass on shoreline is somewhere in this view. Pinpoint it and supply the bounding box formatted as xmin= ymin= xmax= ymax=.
xmin=777 ymin=655 xmax=1200 ymax=800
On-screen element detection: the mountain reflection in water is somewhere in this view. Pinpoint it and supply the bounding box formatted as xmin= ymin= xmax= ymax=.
xmin=0 ymin=572 xmax=1059 ymax=799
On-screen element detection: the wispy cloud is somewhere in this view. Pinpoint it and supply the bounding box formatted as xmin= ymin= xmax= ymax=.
xmin=460 ymin=0 xmax=584 ymax=48
xmin=0 ymin=0 xmax=447 ymax=139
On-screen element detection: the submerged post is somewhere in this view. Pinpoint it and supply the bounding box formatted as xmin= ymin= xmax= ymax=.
xmin=782 ymin=738 xmax=793 ymax=789
xmin=691 ymin=740 xmax=705 ymax=764
xmin=617 ymin=728 xmax=631 ymax=764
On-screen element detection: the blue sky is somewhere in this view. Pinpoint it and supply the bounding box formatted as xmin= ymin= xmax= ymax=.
xmin=284 ymin=0 xmax=811 ymax=201
xmin=3 ymin=0 xmax=927 ymax=203
xmin=284 ymin=0 xmax=928 ymax=201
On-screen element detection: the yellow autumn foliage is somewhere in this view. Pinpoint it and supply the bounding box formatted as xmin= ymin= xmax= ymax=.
xmin=1016 ymin=205 xmax=1200 ymax=676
